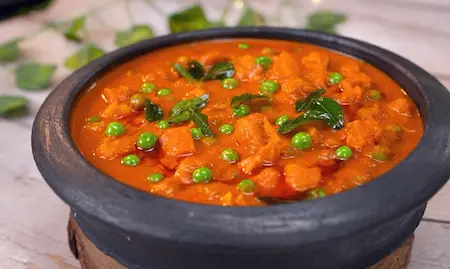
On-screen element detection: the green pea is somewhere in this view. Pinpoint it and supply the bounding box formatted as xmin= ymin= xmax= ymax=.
xmin=105 ymin=122 xmax=125 ymax=137
xmin=221 ymin=78 xmax=239 ymax=90
xmin=237 ymin=179 xmax=255 ymax=193
xmin=219 ymin=124 xmax=234 ymax=134
xmin=130 ymin=93 xmax=147 ymax=111
xmin=220 ymin=148 xmax=239 ymax=163
xmin=275 ymin=115 xmax=289 ymax=126
xmin=238 ymin=43 xmax=250 ymax=49
xmin=141 ymin=82 xmax=156 ymax=93
xmin=232 ymin=104 xmax=250 ymax=118
xmin=335 ymin=146 xmax=353 ymax=160
xmin=305 ymin=188 xmax=326 ymax=200
xmin=255 ymin=56 xmax=272 ymax=70
xmin=366 ymin=89 xmax=382 ymax=100
xmin=157 ymin=120 xmax=169 ymax=129
xmin=121 ymin=154 xmax=140 ymax=166
xmin=329 ymin=72 xmax=343 ymax=84
xmin=192 ymin=167 xmax=212 ymax=183
xmin=147 ymin=173 xmax=165 ymax=183
xmin=157 ymin=88 xmax=172 ymax=96
xmin=136 ymin=132 xmax=158 ymax=150
xmin=87 ymin=116 xmax=101 ymax=123
xmin=259 ymin=80 xmax=279 ymax=94
xmin=371 ymin=151 xmax=388 ymax=162
xmin=291 ymin=132 xmax=312 ymax=150
xmin=190 ymin=128 xmax=203 ymax=140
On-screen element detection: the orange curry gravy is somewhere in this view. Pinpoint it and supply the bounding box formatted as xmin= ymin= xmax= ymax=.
xmin=71 ymin=39 xmax=423 ymax=206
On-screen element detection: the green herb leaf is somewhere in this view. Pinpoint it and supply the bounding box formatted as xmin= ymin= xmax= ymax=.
xmin=15 ymin=63 xmax=57 ymax=90
xmin=64 ymin=44 xmax=104 ymax=70
xmin=169 ymin=5 xmax=211 ymax=33
xmin=277 ymin=114 xmax=310 ymax=134
xmin=230 ymin=93 xmax=268 ymax=107
xmin=190 ymin=110 xmax=213 ymax=136
xmin=188 ymin=60 xmax=205 ymax=79
xmin=0 ymin=39 xmax=21 ymax=62
xmin=168 ymin=110 xmax=191 ymax=124
xmin=173 ymin=63 xmax=195 ymax=82
xmin=171 ymin=94 xmax=209 ymax=117
xmin=238 ymin=8 xmax=265 ymax=26
xmin=295 ymin=88 xmax=325 ymax=112
xmin=63 ymin=16 xmax=85 ymax=42
xmin=308 ymin=97 xmax=344 ymax=129
xmin=306 ymin=11 xmax=346 ymax=34
xmin=203 ymin=62 xmax=235 ymax=81
xmin=144 ymin=99 xmax=163 ymax=122
xmin=114 ymin=25 xmax=154 ymax=47
xmin=0 ymin=95 xmax=28 ymax=117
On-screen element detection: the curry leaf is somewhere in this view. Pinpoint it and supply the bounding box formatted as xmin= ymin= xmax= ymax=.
xmin=309 ymin=97 xmax=344 ymax=129
xmin=277 ymin=114 xmax=311 ymax=134
xmin=0 ymin=95 xmax=28 ymax=117
xmin=168 ymin=110 xmax=191 ymax=124
xmin=190 ymin=110 xmax=213 ymax=136
xmin=171 ymin=94 xmax=209 ymax=117
xmin=306 ymin=11 xmax=346 ymax=34
xmin=173 ymin=63 xmax=195 ymax=82
xmin=115 ymin=25 xmax=154 ymax=47
xmin=238 ymin=8 xmax=265 ymax=26
xmin=203 ymin=62 xmax=235 ymax=81
xmin=0 ymin=39 xmax=21 ymax=62
xmin=15 ymin=63 xmax=57 ymax=90
xmin=169 ymin=5 xmax=211 ymax=33
xmin=64 ymin=44 xmax=104 ymax=70
xmin=230 ymin=93 xmax=268 ymax=107
xmin=144 ymin=99 xmax=163 ymax=122
xmin=295 ymin=88 xmax=325 ymax=112
xmin=63 ymin=16 xmax=85 ymax=42
xmin=188 ymin=60 xmax=205 ymax=79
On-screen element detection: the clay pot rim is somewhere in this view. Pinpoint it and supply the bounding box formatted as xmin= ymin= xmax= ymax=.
xmin=32 ymin=27 xmax=450 ymax=249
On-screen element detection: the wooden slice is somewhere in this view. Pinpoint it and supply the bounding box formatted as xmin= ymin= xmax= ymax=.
xmin=67 ymin=216 xmax=414 ymax=269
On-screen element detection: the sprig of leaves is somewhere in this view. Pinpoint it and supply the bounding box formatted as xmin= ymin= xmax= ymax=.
xmin=169 ymin=5 xmax=213 ymax=33
xmin=64 ymin=44 xmax=104 ymax=70
xmin=306 ymin=11 xmax=346 ymax=34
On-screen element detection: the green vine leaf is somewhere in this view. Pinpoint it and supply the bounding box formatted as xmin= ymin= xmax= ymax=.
xmin=238 ymin=8 xmax=265 ymax=26
xmin=169 ymin=5 xmax=211 ymax=33
xmin=15 ymin=63 xmax=57 ymax=90
xmin=0 ymin=95 xmax=28 ymax=118
xmin=63 ymin=16 xmax=86 ymax=42
xmin=306 ymin=11 xmax=346 ymax=34
xmin=0 ymin=39 xmax=21 ymax=62
xmin=64 ymin=44 xmax=104 ymax=70
xmin=115 ymin=25 xmax=155 ymax=47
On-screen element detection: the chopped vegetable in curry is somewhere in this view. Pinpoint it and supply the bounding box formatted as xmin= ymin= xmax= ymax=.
xmin=70 ymin=39 xmax=423 ymax=206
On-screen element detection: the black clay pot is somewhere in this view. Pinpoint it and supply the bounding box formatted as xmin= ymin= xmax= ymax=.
xmin=32 ymin=27 xmax=450 ymax=269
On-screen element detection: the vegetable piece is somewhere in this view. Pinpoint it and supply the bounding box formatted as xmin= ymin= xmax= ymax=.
xmin=220 ymin=148 xmax=239 ymax=163
xmin=275 ymin=115 xmax=289 ymax=126
xmin=259 ymin=80 xmax=279 ymax=94
xmin=130 ymin=93 xmax=147 ymax=111
xmin=136 ymin=132 xmax=158 ymax=150
xmin=121 ymin=154 xmax=141 ymax=166
xmin=144 ymin=99 xmax=163 ymax=122
xmin=230 ymin=93 xmax=268 ymax=107
xmin=15 ymin=63 xmax=57 ymax=90
xmin=157 ymin=120 xmax=169 ymax=129
xmin=238 ymin=8 xmax=265 ymax=26
xmin=169 ymin=5 xmax=211 ymax=33
xmin=335 ymin=146 xmax=353 ymax=160
xmin=238 ymin=43 xmax=250 ymax=49
xmin=307 ymin=11 xmax=346 ymax=34
xmin=305 ymin=188 xmax=326 ymax=200
xmin=237 ymin=179 xmax=256 ymax=193
xmin=0 ymin=39 xmax=21 ymax=62
xmin=188 ymin=60 xmax=205 ymax=79
xmin=86 ymin=115 xmax=101 ymax=123
xmin=147 ymin=173 xmax=165 ymax=183
xmin=232 ymin=104 xmax=250 ymax=118
xmin=173 ymin=63 xmax=195 ymax=82
xmin=105 ymin=122 xmax=125 ymax=136
xmin=366 ymin=89 xmax=382 ymax=100
xmin=65 ymin=44 xmax=104 ymax=70
xmin=329 ymin=72 xmax=343 ymax=84
xmin=141 ymin=82 xmax=156 ymax=93
xmin=203 ymin=62 xmax=235 ymax=81
xmin=157 ymin=88 xmax=172 ymax=96
xmin=255 ymin=56 xmax=272 ymax=70
xmin=63 ymin=16 xmax=85 ymax=42
xmin=190 ymin=128 xmax=203 ymax=140
xmin=114 ymin=25 xmax=154 ymax=47
xmin=192 ymin=167 xmax=212 ymax=183
xmin=219 ymin=124 xmax=234 ymax=134
xmin=221 ymin=78 xmax=239 ymax=89
xmin=0 ymin=95 xmax=28 ymax=117
xmin=291 ymin=132 xmax=312 ymax=150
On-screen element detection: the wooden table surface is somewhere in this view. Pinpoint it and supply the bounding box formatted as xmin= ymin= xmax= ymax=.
xmin=0 ymin=0 xmax=449 ymax=268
